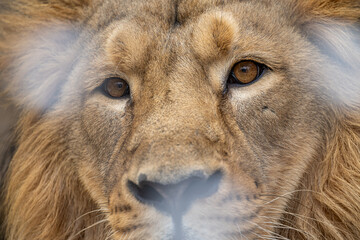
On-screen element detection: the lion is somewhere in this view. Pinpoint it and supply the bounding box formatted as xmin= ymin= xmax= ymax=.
xmin=0 ymin=0 xmax=359 ymax=239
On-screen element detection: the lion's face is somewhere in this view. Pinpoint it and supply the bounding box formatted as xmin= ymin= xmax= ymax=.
xmin=2 ymin=0 xmax=359 ymax=239
xmin=61 ymin=1 xmax=329 ymax=239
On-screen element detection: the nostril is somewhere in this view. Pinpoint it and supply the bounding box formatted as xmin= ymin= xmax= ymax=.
xmin=127 ymin=180 xmax=164 ymax=204
xmin=127 ymin=169 xmax=223 ymax=215
xmin=184 ymin=170 xmax=223 ymax=200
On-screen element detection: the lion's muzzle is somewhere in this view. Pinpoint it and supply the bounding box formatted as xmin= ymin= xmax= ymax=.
xmin=127 ymin=169 xmax=222 ymax=239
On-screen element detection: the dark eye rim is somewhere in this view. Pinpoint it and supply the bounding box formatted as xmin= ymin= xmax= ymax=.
xmin=102 ymin=77 xmax=130 ymax=99
xmin=227 ymin=60 xmax=268 ymax=87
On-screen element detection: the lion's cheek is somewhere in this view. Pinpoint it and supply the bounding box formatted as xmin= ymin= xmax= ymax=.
xmin=226 ymin=79 xmax=323 ymax=198
xmin=68 ymin=96 xmax=130 ymax=201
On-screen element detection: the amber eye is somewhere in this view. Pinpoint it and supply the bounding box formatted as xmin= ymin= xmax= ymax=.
xmin=228 ymin=60 xmax=265 ymax=85
xmin=103 ymin=77 xmax=130 ymax=98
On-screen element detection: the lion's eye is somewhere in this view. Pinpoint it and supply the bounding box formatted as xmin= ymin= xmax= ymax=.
xmin=228 ymin=61 xmax=265 ymax=85
xmin=103 ymin=77 xmax=130 ymax=98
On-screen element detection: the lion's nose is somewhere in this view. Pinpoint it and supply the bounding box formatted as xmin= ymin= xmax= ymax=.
xmin=127 ymin=170 xmax=222 ymax=215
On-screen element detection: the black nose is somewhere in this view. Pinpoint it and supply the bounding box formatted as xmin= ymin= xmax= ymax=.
xmin=127 ymin=170 xmax=222 ymax=215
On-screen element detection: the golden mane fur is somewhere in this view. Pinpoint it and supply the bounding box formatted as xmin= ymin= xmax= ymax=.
xmin=0 ymin=0 xmax=359 ymax=240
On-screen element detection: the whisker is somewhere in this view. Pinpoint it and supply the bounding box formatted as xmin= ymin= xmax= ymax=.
xmin=265 ymin=207 xmax=329 ymax=227
xmin=65 ymin=208 xmax=109 ymax=236
xmin=260 ymin=219 xmax=318 ymax=239
xmin=257 ymin=215 xmax=308 ymax=235
xmin=75 ymin=208 xmax=107 ymax=223
xmin=236 ymin=223 xmax=250 ymax=240
xmin=245 ymin=219 xmax=290 ymax=240
xmin=250 ymin=231 xmax=276 ymax=240
xmin=126 ymin=231 xmax=134 ymax=240
xmin=263 ymin=207 xmax=327 ymax=239
xmin=259 ymin=189 xmax=320 ymax=206
xmin=119 ymin=232 xmax=129 ymax=240
xmin=104 ymin=229 xmax=115 ymax=240
xmin=258 ymin=192 xmax=320 ymax=213
xmin=74 ymin=219 xmax=109 ymax=237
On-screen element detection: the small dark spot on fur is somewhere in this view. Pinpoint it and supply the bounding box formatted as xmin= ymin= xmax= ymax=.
xmin=233 ymin=217 xmax=241 ymax=223
xmin=262 ymin=105 xmax=276 ymax=114
xmin=114 ymin=204 xmax=132 ymax=213
xmin=116 ymin=224 xmax=145 ymax=233
xmin=164 ymin=89 xmax=172 ymax=101
xmin=236 ymin=195 xmax=242 ymax=201
xmin=221 ymin=193 xmax=234 ymax=203
xmin=121 ymin=205 xmax=132 ymax=212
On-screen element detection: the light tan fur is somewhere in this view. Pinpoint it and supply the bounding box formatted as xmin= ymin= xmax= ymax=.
xmin=0 ymin=0 xmax=359 ymax=239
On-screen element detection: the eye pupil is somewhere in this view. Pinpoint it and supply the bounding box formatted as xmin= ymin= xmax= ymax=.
xmin=241 ymin=66 xmax=249 ymax=73
xmin=116 ymin=82 xmax=124 ymax=89
xmin=104 ymin=77 xmax=130 ymax=98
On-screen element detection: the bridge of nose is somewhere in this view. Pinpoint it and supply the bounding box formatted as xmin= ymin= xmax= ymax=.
xmin=120 ymin=33 xmax=231 ymax=188
xmin=130 ymin=27 xmax=221 ymax=128
xmin=126 ymin=53 xmax=226 ymax=160
xmin=124 ymin=80 xmax=227 ymax=187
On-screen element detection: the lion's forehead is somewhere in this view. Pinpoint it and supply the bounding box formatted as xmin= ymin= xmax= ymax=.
xmin=100 ymin=0 xmax=293 ymax=78
xmin=95 ymin=0 xmax=287 ymax=50
xmin=115 ymin=0 xmax=234 ymax=26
